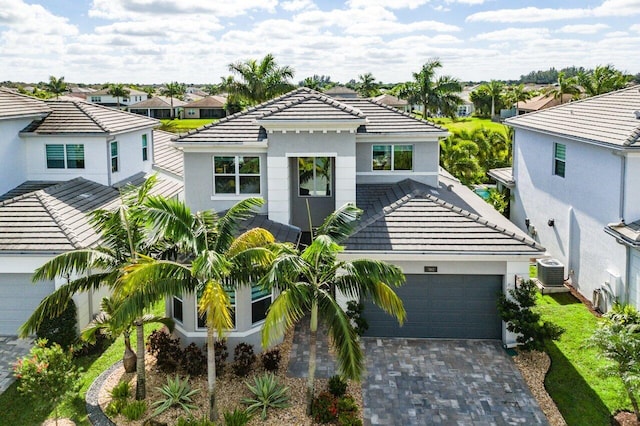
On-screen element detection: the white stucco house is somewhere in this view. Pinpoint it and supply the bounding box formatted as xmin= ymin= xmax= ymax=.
xmin=170 ymin=87 xmax=544 ymax=349
xmin=85 ymin=87 xmax=148 ymax=108
xmin=505 ymin=85 xmax=640 ymax=312
xmin=0 ymin=89 xmax=183 ymax=335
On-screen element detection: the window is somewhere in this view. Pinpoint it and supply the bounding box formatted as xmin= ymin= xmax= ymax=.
xmin=90 ymin=96 xmax=101 ymax=103
xmin=172 ymin=296 xmax=183 ymax=323
xmin=372 ymin=145 xmax=413 ymax=171
xmin=213 ymin=156 xmax=260 ymax=195
xmin=110 ymin=141 xmax=119 ymax=173
xmin=46 ymin=144 xmax=85 ymax=169
xmin=298 ymin=157 xmax=332 ymax=196
xmin=187 ymin=109 xmax=196 ymax=116
xmin=554 ymin=143 xmax=566 ymax=178
xmin=251 ymin=284 xmax=271 ymax=324
xmin=197 ymin=290 xmax=235 ymax=329
xmin=142 ymin=134 xmax=148 ymax=161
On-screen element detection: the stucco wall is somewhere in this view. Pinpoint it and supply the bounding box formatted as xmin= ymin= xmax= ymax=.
xmin=110 ymin=129 xmax=154 ymax=184
xmin=511 ymin=128 xmax=627 ymax=301
xmin=355 ymin=140 xmax=439 ymax=187
xmin=0 ymin=118 xmax=30 ymax=195
xmin=624 ymin=154 xmax=640 ymax=221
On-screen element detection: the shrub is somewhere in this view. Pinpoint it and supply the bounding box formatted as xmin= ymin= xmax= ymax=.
xmin=232 ymin=342 xmax=256 ymax=377
xmin=346 ymin=301 xmax=368 ymax=336
xmin=175 ymin=416 xmax=216 ymax=426
xmin=328 ymin=375 xmax=348 ymax=397
xmin=261 ymin=348 xmax=282 ymax=372
xmin=147 ymin=330 xmax=182 ymax=373
xmin=105 ymin=399 xmax=127 ymax=417
xmin=337 ymin=395 xmax=358 ymax=412
xmin=121 ymin=400 xmax=147 ymax=420
xmin=215 ymin=339 xmax=229 ymax=376
xmin=110 ymin=380 xmax=131 ymax=400
xmin=152 ymin=374 xmax=200 ymax=416
xmin=311 ymin=391 xmax=339 ymax=424
xmin=223 ymin=408 xmax=252 ymax=426
xmin=242 ymin=373 xmax=290 ymax=420
xmin=497 ymin=279 xmax=564 ymax=351
xmin=182 ymin=343 xmax=206 ymax=376
xmin=338 ymin=411 xmax=363 ymax=426
xmin=35 ymin=300 xmax=78 ymax=349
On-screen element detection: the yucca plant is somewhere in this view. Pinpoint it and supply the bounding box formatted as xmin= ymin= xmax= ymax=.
xmin=152 ymin=374 xmax=200 ymax=416
xmin=242 ymin=373 xmax=290 ymax=420
xmin=223 ymin=408 xmax=252 ymax=426
xmin=121 ymin=400 xmax=147 ymax=420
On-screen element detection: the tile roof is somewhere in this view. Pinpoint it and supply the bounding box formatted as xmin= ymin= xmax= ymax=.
xmin=0 ymin=175 xmax=183 ymax=253
xmin=0 ymin=88 xmax=51 ymax=120
xmin=90 ymin=87 xmax=147 ymax=96
xmin=507 ymin=85 xmax=640 ymax=147
xmin=0 ymin=181 xmax=60 ymax=202
xmin=487 ymin=167 xmax=515 ymax=188
xmin=371 ymin=94 xmax=408 ymax=107
xmin=605 ymin=220 xmax=640 ymax=247
xmin=346 ymin=179 xmax=543 ymax=254
xmin=21 ymin=100 xmax=159 ymax=135
xmin=152 ymin=130 xmax=183 ymax=177
xmin=517 ymin=93 xmax=572 ymax=112
xmin=174 ymin=88 xmax=446 ymax=144
xmin=239 ymin=214 xmax=301 ymax=245
xmin=183 ymin=96 xmax=226 ymax=108
xmin=323 ymin=86 xmax=359 ymax=97
xmin=258 ymin=94 xmax=366 ymax=121
xmin=129 ymin=96 xmax=186 ymax=109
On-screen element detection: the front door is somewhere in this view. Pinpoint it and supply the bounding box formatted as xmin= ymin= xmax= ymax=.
xmin=290 ymin=157 xmax=335 ymax=236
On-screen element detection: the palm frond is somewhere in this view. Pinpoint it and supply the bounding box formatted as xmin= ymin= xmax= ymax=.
xmin=315 ymin=203 xmax=362 ymax=243
xmin=143 ymin=196 xmax=198 ymax=251
xmin=227 ymin=227 xmax=275 ymax=257
xmin=192 ymin=250 xmax=232 ymax=283
xmin=199 ymin=280 xmax=233 ymax=337
xmin=258 ymin=251 xmax=306 ymax=291
xmin=214 ymin=197 xmax=264 ymax=253
xmin=139 ymin=314 xmax=175 ymax=333
xmin=261 ymin=283 xmax=310 ymax=348
xmin=336 ymin=260 xmax=405 ymax=299
xmin=32 ymin=249 xmax=116 ymax=282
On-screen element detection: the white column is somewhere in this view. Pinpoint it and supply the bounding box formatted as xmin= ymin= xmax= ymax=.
xmin=335 ymin=156 xmax=356 ymax=209
xmin=267 ymin=156 xmax=290 ymax=224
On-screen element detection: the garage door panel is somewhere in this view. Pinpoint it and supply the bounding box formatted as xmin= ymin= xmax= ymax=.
xmin=0 ymin=274 xmax=55 ymax=335
xmin=364 ymin=274 xmax=502 ymax=339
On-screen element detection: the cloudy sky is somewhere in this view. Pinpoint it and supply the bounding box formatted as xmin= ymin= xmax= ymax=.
xmin=1 ymin=0 xmax=640 ymax=84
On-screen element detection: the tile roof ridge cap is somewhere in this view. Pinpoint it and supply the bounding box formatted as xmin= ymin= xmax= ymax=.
xmin=352 ymin=189 xmax=417 ymax=235
xmin=625 ymin=125 xmax=640 ymax=146
xmin=74 ymin=102 xmax=111 ymax=132
xmin=0 ymin=178 xmax=83 ymax=206
xmin=362 ymin=98 xmax=446 ymax=130
xmin=34 ymin=187 xmax=83 ymax=249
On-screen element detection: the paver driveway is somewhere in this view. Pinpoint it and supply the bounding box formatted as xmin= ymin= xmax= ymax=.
xmin=362 ymin=338 xmax=548 ymax=425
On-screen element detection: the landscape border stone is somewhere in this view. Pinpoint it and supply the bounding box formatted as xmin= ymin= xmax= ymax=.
xmin=85 ymin=361 xmax=119 ymax=426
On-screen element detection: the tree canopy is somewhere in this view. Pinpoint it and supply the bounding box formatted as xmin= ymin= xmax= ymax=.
xmin=226 ymin=53 xmax=295 ymax=105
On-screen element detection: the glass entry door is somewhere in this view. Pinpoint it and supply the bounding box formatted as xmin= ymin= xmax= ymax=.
xmin=290 ymin=157 xmax=335 ymax=234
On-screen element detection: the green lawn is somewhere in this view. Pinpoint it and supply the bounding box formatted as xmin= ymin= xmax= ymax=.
xmin=537 ymin=293 xmax=629 ymax=425
xmin=160 ymin=118 xmax=218 ymax=132
xmin=431 ymin=117 xmax=508 ymax=135
xmin=0 ymin=304 xmax=165 ymax=425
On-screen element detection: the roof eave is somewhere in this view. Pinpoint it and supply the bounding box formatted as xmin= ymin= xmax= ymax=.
xmin=507 ymin=121 xmax=633 ymax=150
xmin=0 ymin=111 xmax=50 ymax=121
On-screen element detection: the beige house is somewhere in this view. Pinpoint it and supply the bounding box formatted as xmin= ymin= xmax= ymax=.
xmin=183 ymin=96 xmax=227 ymax=119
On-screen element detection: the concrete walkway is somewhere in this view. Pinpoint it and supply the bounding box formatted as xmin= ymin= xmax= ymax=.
xmin=0 ymin=336 xmax=33 ymax=394
xmin=287 ymin=320 xmax=547 ymax=425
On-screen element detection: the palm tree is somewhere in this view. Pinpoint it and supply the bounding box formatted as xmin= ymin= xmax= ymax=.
xmin=260 ymin=204 xmax=406 ymax=414
xmin=482 ymin=80 xmax=504 ymax=118
xmin=505 ymin=84 xmax=532 ymax=115
xmin=161 ymin=81 xmax=186 ymax=118
xmin=113 ymin=197 xmax=276 ymax=422
xmin=439 ymin=131 xmax=484 ymax=185
xmin=547 ymin=71 xmax=580 ymax=104
xmin=20 ymin=176 xmax=165 ymax=400
xmin=82 ymin=296 xmax=174 ymax=373
xmin=227 ymin=53 xmax=295 ymax=105
xmin=356 ymin=72 xmax=380 ymax=97
xmin=46 ymin=76 xmax=67 ymax=99
xmin=108 ymin=83 xmax=131 ymax=108
xmin=577 ymin=64 xmax=632 ymax=97
xmin=398 ymin=58 xmax=462 ymax=118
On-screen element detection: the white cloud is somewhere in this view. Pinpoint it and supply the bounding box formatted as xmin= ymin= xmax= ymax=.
xmin=446 ymin=0 xmax=486 ymax=4
xmin=557 ymin=24 xmax=609 ymax=34
xmin=280 ymin=0 xmax=316 ymax=12
xmin=473 ymin=27 xmax=550 ymax=42
xmin=0 ymin=0 xmax=77 ymax=35
xmin=89 ymin=0 xmax=278 ymax=19
xmin=630 ymin=23 xmax=640 ymax=32
xmin=347 ymin=0 xmax=431 ymax=10
xmin=604 ymin=31 xmax=629 ymax=37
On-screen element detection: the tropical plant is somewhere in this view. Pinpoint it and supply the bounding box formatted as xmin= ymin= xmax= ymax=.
xmin=20 ymin=175 xmax=168 ymax=400
xmin=487 ymin=188 xmax=508 ymax=214
xmin=505 ymin=84 xmax=532 ymax=115
xmin=439 ymin=132 xmax=483 ymax=185
xmin=261 ymin=348 xmax=282 ymax=372
xmin=577 ymin=64 xmax=632 ymax=97
xmin=13 ymin=339 xmax=81 ymax=426
xmin=162 ymin=81 xmax=187 ymax=118
xmin=226 ymin=53 xmax=295 ymax=105
xmin=242 ymin=373 xmax=291 ymax=420
xmin=82 ymin=296 xmax=174 ymax=373
xmin=110 ymin=380 xmax=132 ymax=400
xmin=345 ymin=300 xmax=368 ymax=336
xmin=589 ymin=303 xmax=640 ymax=421
xmin=311 ymin=391 xmax=339 ymax=423
xmin=300 ymin=74 xmax=333 ymax=91
xmin=176 ymin=416 xmax=217 ymax=426
xmin=355 ymin=72 xmax=380 ymax=97
xmin=121 ymin=400 xmax=147 ymax=420
xmin=113 ymin=196 xmax=276 ymax=421
xmin=328 ymin=375 xmax=348 ymax=397
xmin=546 ymin=71 xmax=580 ymax=104
xmin=107 ymin=83 xmax=131 ymax=108
xmin=152 ymin=374 xmax=200 ymax=416
xmin=497 ymin=279 xmax=564 ymax=351
xmin=481 ymin=80 xmax=505 ymax=118
xmin=261 ymin=204 xmax=406 ymax=413
xmin=223 ymin=408 xmax=252 ymax=426
xmin=232 ymin=342 xmax=256 ymax=377
xmin=35 ymin=298 xmax=78 ymax=349
xmin=46 ymin=75 xmax=67 ymax=99
xmin=397 ymin=58 xmax=462 ymax=118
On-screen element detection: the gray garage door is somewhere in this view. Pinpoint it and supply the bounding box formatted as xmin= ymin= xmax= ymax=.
xmin=0 ymin=273 xmax=55 ymax=335
xmin=364 ymin=274 xmax=503 ymax=339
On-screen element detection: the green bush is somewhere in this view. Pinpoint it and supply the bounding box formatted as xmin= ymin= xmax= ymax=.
xmin=311 ymin=391 xmax=338 ymax=423
xmin=121 ymin=400 xmax=147 ymax=420
xmin=328 ymin=375 xmax=348 ymax=397
xmin=152 ymin=374 xmax=200 ymax=416
xmin=109 ymin=380 xmax=131 ymax=399
xmin=337 ymin=395 xmax=361 ymax=425
xmin=35 ymin=300 xmax=78 ymax=349
xmin=242 ymin=373 xmax=290 ymax=420
xmin=175 ymin=416 xmax=216 ymax=426
xmin=105 ymin=399 xmax=127 ymax=417
xmin=223 ymin=408 xmax=252 ymax=426
xmin=346 ymin=301 xmax=368 ymax=336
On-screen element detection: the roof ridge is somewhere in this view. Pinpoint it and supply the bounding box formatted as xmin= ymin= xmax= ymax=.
xmin=257 ymin=92 xmax=366 ymax=120
xmin=353 ymin=98 xmax=448 ymax=131
xmin=70 ymin=102 xmax=110 ymax=132
xmin=625 ymin=125 xmax=640 ymax=146
xmin=34 ymin=185 xmax=83 ymax=249
xmin=0 ymin=178 xmax=84 ymax=206
xmin=352 ymin=184 xmax=422 ymax=235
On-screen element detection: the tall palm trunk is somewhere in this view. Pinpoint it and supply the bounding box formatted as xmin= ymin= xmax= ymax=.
xmin=491 ymin=97 xmax=496 ymax=117
xmin=170 ymin=97 xmax=175 ymax=119
xmin=135 ymin=321 xmax=146 ymax=400
xmin=306 ymin=301 xmax=318 ymax=414
xmin=207 ymin=325 xmax=218 ymax=421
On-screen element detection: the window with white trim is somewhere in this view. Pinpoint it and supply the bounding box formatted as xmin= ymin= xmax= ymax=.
xmin=110 ymin=141 xmax=119 ymax=172
xmin=197 ymin=289 xmax=236 ymax=329
xmin=46 ymin=144 xmax=85 ymax=169
xmin=90 ymin=96 xmax=101 ymax=103
xmin=372 ymin=144 xmax=413 ymax=171
xmin=213 ymin=156 xmax=260 ymax=195
xmin=251 ymin=284 xmax=271 ymax=324
xmin=298 ymin=157 xmax=332 ymax=197
xmin=553 ymin=143 xmax=565 ymax=178
xmin=142 ymin=134 xmax=148 ymax=161
xmin=172 ymin=296 xmax=183 ymax=323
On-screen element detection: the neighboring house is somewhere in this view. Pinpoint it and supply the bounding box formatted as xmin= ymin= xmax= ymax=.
xmin=171 ymin=87 xmax=543 ymax=349
xmin=0 ymin=91 xmax=183 ymax=335
xmin=516 ymin=93 xmax=573 ymax=115
xmin=371 ymin=94 xmax=410 ymax=112
xmin=506 ymin=86 xmax=640 ymax=312
xmin=129 ymin=96 xmax=187 ymax=119
xmin=182 ymin=96 xmax=227 ymax=119
xmin=85 ymin=87 xmax=147 ymax=107
xmin=458 ymin=85 xmax=478 ymax=117
xmin=323 ymin=86 xmax=359 ymax=98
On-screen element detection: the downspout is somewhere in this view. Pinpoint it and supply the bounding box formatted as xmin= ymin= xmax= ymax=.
xmin=619 ymin=153 xmax=627 ymax=222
